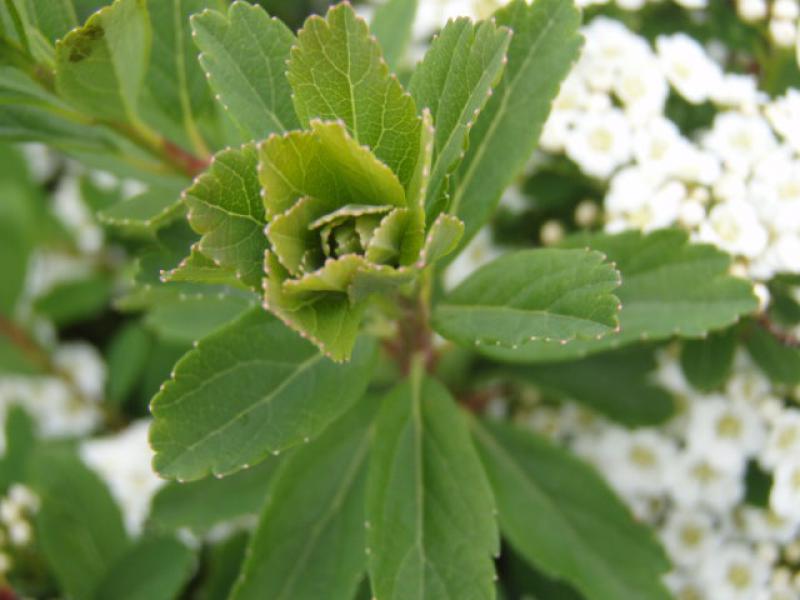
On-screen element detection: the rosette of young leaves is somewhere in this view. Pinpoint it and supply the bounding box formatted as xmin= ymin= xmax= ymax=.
xmin=260 ymin=118 xmax=464 ymax=362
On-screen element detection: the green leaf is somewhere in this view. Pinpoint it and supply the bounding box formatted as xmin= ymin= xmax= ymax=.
xmin=195 ymin=532 xmax=248 ymax=600
xmin=450 ymin=0 xmax=582 ymax=243
xmin=367 ymin=372 xmax=498 ymax=600
xmin=264 ymin=251 xmax=371 ymax=363
xmin=141 ymin=0 xmax=220 ymax=153
xmin=33 ymin=274 xmax=113 ymax=327
xmin=744 ymin=322 xmax=800 ymax=386
xmin=105 ymin=322 xmax=153 ymax=406
xmin=370 ymin=0 xmax=417 ymax=70
xmin=409 ymin=18 xmax=511 ymax=218
xmin=149 ymin=459 xmax=279 ymax=535
xmin=150 ymin=307 xmax=377 ymax=481
xmin=508 ymin=348 xmax=676 ymax=427
xmin=433 ymin=248 xmax=620 ymax=349
xmin=143 ymin=291 xmax=256 ymax=345
xmin=259 ymin=120 xmax=405 ymax=222
xmin=230 ymin=394 xmax=378 ymax=600
xmin=31 ymin=445 xmax=130 ymax=600
xmin=0 ymin=406 xmax=36 ymax=491
xmin=287 ymin=3 xmax=422 ymax=189
xmin=55 ymin=0 xmax=151 ymax=124
xmin=97 ymin=185 xmax=184 ymax=235
xmin=190 ymin=0 xmax=299 ymax=140
xmin=473 ymin=420 xmax=671 ymax=600
xmin=483 ymin=230 xmax=758 ymax=363
xmin=16 ymin=0 xmax=78 ymax=44
xmin=184 ymin=143 xmax=266 ymax=288
xmin=160 ymin=247 xmax=245 ymax=288
xmin=93 ymin=535 xmax=196 ymax=600
xmin=680 ymin=328 xmax=738 ymax=391
xmin=0 ymin=143 xmax=40 ymax=315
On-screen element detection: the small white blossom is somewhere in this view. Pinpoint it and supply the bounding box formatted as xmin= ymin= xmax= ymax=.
xmin=614 ymin=56 xmax=669 ymax=120
xmin=661 ymin=510 xmax=720 ymax=567
xmin=765 ymin=89 xmax=800 ymax=152
xmin=761 ymin=410 xmax=800 ymax=470
xmin=770 ymin=459 xmax=800 ymax=521
xmin=594 ymin=427 xmax=678 ymax=497
xmin=668 ymin=451 xmax=745 ymax=512
xmin=697 ymin=199 xmax=769 ymax=259
xmin=685 ymin=396 xmax=765 ymax=471
xmin=703 ymin=112 xmax=777 ymax=174
xmin=81 ymin=421 xmax=166 ymax=536
xmin=566 ymin=109 xmax=633 ymax=178
xmin=656 ymin=33 xmax=723 ymax=104
xmin=700 ymin=543 xmax=771 ymax=600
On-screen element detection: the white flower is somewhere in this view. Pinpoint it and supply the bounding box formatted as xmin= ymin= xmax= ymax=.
xmin=703 ymin=112 xmax=777 ymax=174
xmin=614 ymin=56 xmax=669 ymax=120
xmin=769 ymin=18 xmax=797 ymax=48
xmin=685 ymin=396 xmax=765 ymax=471
xmin=581 ymin=18 xmax=650 ymax=92
xmin=671 ymin=146 xmax=722 ymax=186
xmin=7 ymin=484 xmax=39 ymax=513
xmin=700 ymin=543 xmax=771 ymax=600
xmin=726 ymin=357 xmax=772 ymax=403
xmin=711 ymin=73 xmax=766 ymax=109
xmin=19 ymin=143 xmax=59 ymax=183
xmin=750 ymin=152 xmax=800 ymax=234
xmin=566 ymin=109 xmax=633 ymax=178
xmin=750 ymin=234 xmax=800 ymax=278
xmin=593 ymin=427 xmax=678 ymax=497
xmin=52 ymin=176 xmax=104 ymax=254
xmin=632 ymin=117 xmax=687 ymax=177
xmin=661 ymin=510 xmax=720 ymax=567
xmin=697 ymin=199 xmax=769 ymax=258
xmin=737 ymin=506 xmax=800 ymax=545
xmin=761 ymin=410 xmax=800 ymax=470
xmin=737 ymin=0 xmax=769 ymax=21
xmin=770 ymin=459 xmax=800 ymax=521
xmin=664 ymin=571 xmax=710 ymax=600
xmin=605 ymin=168 xmax=685 ymax=232
xmin=714 ymin=171 xmax=749 ymax=204
xmin=8 ymin=520 xmax=32 ymax=546
xmin=656 ymin=33 xmax=723 ymax=104
xmin=765 ymin=89 xmax=800 ymax=152
xmin=774 ymin=0 xmax=800 ymax=20
xmin=52 ymin=342 xmax=106 ymax=402
xmin=668 ymin=451 xmax=744 ymax=512
xmin=81 ymin=420 xmax=165 ymax=536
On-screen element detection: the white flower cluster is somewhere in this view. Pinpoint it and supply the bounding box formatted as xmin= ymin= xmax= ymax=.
xmin=80 ymin=420 xmax=165 ymax=536
xmin=0 ymin=341 xmax=105 ymax=454
xmin=0 ymin=484 xmax=39 ymax=576
xmin=539 ymin=18 xmax=800 ymax=280
xmin=510 ymin=348 xmax=800 ymax=599
xmin=735 ymin=0 xmax=800 ymax=49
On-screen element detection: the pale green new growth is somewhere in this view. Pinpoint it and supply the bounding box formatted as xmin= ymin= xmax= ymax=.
xmin=184 ymin=143 xmax=265 ymax=288
xmin=288 ymin=3 xmax=422 ymax=189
